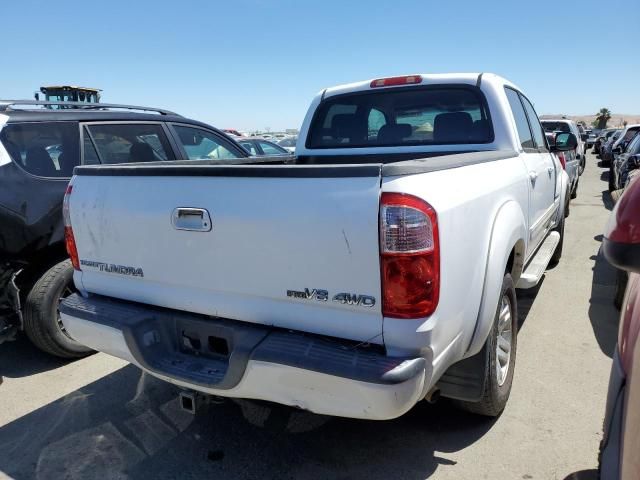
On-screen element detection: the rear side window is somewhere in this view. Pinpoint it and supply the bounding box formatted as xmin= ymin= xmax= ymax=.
xmin=258 ymin=141 xmax=287 ymax=155
xmin=627 ymin=133 xmax=640 ymax=154
xmin=541 ymin=121 xmax=571 ymax=134
xmin=505 ymin=88 xmax=534 ymax=150
xmin=622 ymin=127 xmax=640 ymax=143
xmin=82 ymin=128 xmax=101 ymax=165
xmin=237 ymin=140 xmax=258 ymax=155
xmin=85 ymin=124 xmax=174 ymax=164
xmin=307 ymin=86 xmax=493 ymax=149
xmin=0 ymin=122 xmax=79 ymax=177
xmin=172 ymin=125 xmax=241 ymax=160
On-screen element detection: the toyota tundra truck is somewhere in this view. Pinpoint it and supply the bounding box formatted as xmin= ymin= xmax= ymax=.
xmin=59 ymin=73 xmax=576 ymax=420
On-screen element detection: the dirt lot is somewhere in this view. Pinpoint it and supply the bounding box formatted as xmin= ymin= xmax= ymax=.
xmin=0 ymin=150 xmax=620 ymax=480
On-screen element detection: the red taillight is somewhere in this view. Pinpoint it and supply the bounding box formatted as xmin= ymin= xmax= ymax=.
xmin=380 ymin=193 xmax=440 ymax=319
xmin=370 ymin=75 xmax=422 ymax=88
xmin=63 ymin=184 xmax=81 ymax=271
xmin=557 ymin=152 xmax=566 ymax=170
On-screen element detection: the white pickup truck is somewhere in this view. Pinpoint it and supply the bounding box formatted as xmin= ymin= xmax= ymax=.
xmin=60 ymin=73 xmax=577 ymax=420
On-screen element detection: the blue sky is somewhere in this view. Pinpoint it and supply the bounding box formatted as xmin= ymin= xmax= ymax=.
xmin=2 ymin=0 xmax=638 ymax=131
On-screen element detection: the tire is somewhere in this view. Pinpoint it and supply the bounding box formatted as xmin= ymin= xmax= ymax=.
xmin=455 ymin=273 xmax=518 ymax=417
xmin=579 ymin=157 xmax=585 ymax=175
xmin=24 ymin=260 xmax=94 ymax=358
xmin=608 ymin=164 xmax=615 ymax=192
xmin=550 ymin=204 xmax=565 ymax=267
xmin=571 ymin=178 xmax=579 ymax=199
xmin=614 ymin=269 xmax=628 ymax=310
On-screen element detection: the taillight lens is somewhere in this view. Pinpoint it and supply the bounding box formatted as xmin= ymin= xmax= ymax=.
xmin=380 ymin=193 xmax=440 ymax=318
xmin=63 ymin=184 xmax=81 ymax=271
xmin=557 ymin=152 xmax=566 ymax=170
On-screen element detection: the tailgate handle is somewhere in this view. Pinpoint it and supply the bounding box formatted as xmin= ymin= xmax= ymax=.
xmin=172 ymin=208 xmax=212 ymax=232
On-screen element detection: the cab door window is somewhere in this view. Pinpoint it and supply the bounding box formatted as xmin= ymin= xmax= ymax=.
xmin=504 ymin=88 xmax=535 ymax=150
xmin=519 ymin=95 xmax=547 ymax=150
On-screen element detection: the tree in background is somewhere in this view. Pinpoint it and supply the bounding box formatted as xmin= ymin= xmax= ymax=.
xmin=595 ymin=108 xmax=612 ymax=129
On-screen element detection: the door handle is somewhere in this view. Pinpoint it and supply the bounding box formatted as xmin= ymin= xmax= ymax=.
xmin=172 ymin=208 xmax=212 ymax=232
xmin=529 ymin=171 xmax=538 ymax=184
xmin=547 ymin=166 xmax=554 ymax=175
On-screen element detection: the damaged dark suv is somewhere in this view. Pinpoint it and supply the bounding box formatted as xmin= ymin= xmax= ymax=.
xmin=0 ymin=100 xmax=249 ymax=357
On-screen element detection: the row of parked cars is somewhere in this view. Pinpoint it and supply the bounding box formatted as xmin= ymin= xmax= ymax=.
xmin=595 ymin=125 xmax=640 ymax=192
xmin=0 ymin=74 xmax=636 ymax=477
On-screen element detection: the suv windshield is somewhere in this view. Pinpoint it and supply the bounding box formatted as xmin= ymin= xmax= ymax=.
xmin=541 ymin=121 xmax=571 ymax=133
xmin=307 ymin=86 xmax=493 ymax=149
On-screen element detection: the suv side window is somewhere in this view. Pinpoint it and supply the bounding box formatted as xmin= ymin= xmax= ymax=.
xmin=85 ymin=123 xmax=174 ymax=164
xmin=172 ymin=125 xmax=242 ymax=160
xmin=258 ymin=141 xmax=286 ymax=155
xmin=82 ymin=127 xmax=101 ymax=165
xmin=0 ymin=121 xmax=79 ymax=177
xmin=237 ymin=139 xmax=258 ymax=155
xmin=519 ymin=95 xmax=547 ymax=151
xmin=505 ymin=88 xmax=534 ymax=150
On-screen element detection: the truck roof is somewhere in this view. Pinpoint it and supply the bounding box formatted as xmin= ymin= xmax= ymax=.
xmin=321 ymin=73 xmax=521 ymax=99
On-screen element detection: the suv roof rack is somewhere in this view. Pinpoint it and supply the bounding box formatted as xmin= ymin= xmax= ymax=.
xmin=0 ymin=100 xmax=180 ymax=116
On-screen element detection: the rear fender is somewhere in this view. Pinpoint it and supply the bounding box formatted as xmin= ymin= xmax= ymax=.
xmin=465 ymin=200 xmax=526 ymax=357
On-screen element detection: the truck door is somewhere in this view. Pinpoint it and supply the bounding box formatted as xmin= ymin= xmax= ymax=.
xmin=520 ymin=94 xmax=557 ymax=238
xmin=505 ymin=88 xmax=555 ymax=251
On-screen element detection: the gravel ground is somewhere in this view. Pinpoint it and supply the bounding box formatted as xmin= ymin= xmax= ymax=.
xmin=0 ymin=151 xmax=620 ymax=480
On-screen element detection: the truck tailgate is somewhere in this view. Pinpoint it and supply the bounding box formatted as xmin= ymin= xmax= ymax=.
xmin=69 ymin=165 xmax=384 ymax=344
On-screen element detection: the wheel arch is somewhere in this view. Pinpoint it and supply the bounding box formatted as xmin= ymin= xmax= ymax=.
xmin=14 ymin=243 xmax=68 ymax=306
xmin=464 ymin=200 xmax=526 ymax=358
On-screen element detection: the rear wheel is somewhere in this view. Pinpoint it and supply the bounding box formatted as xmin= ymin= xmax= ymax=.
xmin=23 ymin=260 xmax=94 ymax=358
xmin=571 ymin=178 xmax=579 ymax=199
xmin=614 ymin=270 xmax=628 ymax=310
xmin=608 ymin=164 xmax=615 ymax=191
xmin=455 ymin=273 xmax=517 ymax=417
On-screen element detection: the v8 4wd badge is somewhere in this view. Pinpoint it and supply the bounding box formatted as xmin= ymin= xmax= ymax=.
xmin=286 ymin=288 xmax=375 ymax=308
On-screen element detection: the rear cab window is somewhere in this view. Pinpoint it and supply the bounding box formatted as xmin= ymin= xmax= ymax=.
xmin=0 ymin=121 xmax=80 ymax=177
xmin=307 ymin=86 xmax=494 ymax=149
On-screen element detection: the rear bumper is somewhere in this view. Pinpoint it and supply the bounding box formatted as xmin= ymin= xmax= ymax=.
xmin=60 ymin=294 xmax=430 ymax=420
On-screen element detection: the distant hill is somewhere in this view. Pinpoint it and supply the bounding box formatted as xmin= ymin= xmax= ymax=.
xmin=540 ymin=113 xmax=640 ymax=129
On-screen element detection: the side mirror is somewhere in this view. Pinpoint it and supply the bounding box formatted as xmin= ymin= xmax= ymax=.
xmin=581 ymin=134 xmax=588 ymax=142
xmin=613 ymin=146 xmax=622 ymax=154
xmin=551 ymin=132 xmax=578 ymax=152
xmin=603 ymin=176 xmax=640 ymax=273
